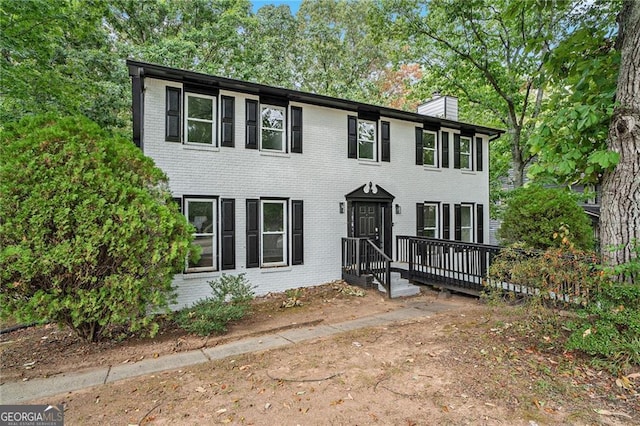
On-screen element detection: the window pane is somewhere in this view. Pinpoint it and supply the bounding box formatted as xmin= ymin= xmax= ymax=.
xmin=424 ymin=205 xmax=437 ymax=227
xmin=263 ymin=234 xmax=284 ymax=263
xmin=188 ymin=201 xmax=213 ymax=233
xmin=461 ymin=228 xmax=472 ymax=242
xmin=461 ymin=206 xmax=471 ymax=227
xmin=422 ymin=132 xmax=435 ymax=149
xmin=424 ymin=229 xmax=436 ymax=238
xmin=423 ymin=149 xmax=434 ymax=165
xmin=460 ymin=153 xmax=470 ymax=169
xmin=189 ymin=236 xmax=214 ymax=268
xmin=358 ymin=121 xmax=375 ymax=142
xmin=359 ymin=141 xmax=374 ymax=159
xmin=263 ymin=203 xmax=283 ymax=232
xmin=261 ymin=106 xmax=283 ymax=129
xmin=262 ymin=129 xmax=283 ymax=151
xmin=187 ymin=120 xmax=213 ymax=144
xmin=188 ymin=96 xmax=213 ymax=120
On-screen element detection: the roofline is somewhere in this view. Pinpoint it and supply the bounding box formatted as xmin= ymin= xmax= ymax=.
xmin=127 ymin=59 xmax=505 ymax=137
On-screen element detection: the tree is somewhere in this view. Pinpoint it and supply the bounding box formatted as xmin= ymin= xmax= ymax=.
xmin=498 ymin=185 xmax=594 ymax=250
xmin=600 ymin=0 xmax=640 ymax=269
xmin=0 ymin=115 xmax=193 ymax=342
xmin=385 ymin=0 xmax=576 ymax=188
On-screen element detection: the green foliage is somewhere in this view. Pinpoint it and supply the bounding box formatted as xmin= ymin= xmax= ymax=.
xmin=498 ymin=185 xmax=594 ymax=250
xmin=0 ymin=115 xmax=193 ymax=342
xmin=176 ymin=274 xmax=255 ymax=336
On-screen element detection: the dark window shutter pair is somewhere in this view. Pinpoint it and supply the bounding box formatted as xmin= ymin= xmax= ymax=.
xmin=415 ymin=127 xmax=423 ymax=165
xmin=441 ymin=132 xmax=449 ymax=168
xmin=381 ymin=121 xmax=390 ymax=162
xmin=454 ymin=204 xmax=462 ymax=241
xmin=291 ymin=200 xmax=304 ymax=264
xmin=416 ymin=203 xmax=424 ymax=236
xmin=246 ymin=199 xmax=304 ymax=267
xmin=221 ymin=96 xmax=235 ymax=147
xmin=476 ymin=137 xmax=483 ymax=171
xmin=166 ymin=87 xmax=181 ymax=142
xmin=476 ymin=204 xmax=484 ymax=243
xmin=453 ymin=134 xmax=461 ymax=169
xmin=291 ymin=106 xmax=303 ymax=153
xmin=245 ymin=100 xmax=258 ymax=149
xmin=442 ymin=204 xmax=450 ymax=239
xmin=221 ymin=199 xmax=236 ymax=270
xmin=347 ymin=115 xmax=358 ymax=158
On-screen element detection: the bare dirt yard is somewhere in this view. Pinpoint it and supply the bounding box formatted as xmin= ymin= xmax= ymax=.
xmin=1 ymin=282 xmax=639 ymax=425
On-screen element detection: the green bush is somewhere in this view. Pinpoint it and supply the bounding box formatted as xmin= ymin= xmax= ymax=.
xmin=0 ymin=115 xmax=193 ymax=342
xmin=177 ymin=274 xmax=255 ymax=336
xmin=498 ymin=185 xmax=594 ymax=250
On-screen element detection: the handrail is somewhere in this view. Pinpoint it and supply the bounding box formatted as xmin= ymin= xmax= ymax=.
xmin=362 ymin=238 xmax=392 ymax=297
xmin=341 ymin=237 xmax=392 ymax=298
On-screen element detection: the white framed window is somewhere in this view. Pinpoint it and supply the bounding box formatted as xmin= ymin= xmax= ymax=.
xmin=460 ymin=136 xmax=472 ymax=170
xmin=423 ymin=203 xmax=439 ymax=237
xmin=185 ymin=198 xmax=217 ymax=272
xmin=422 ymin=130 xmax=438 ymax=167
xmin=358 ymin=119 xmax=376 ymax=160
xmin=185 ymin=93 xmax=216 ymax=145
xmin=261 ymin=200 xmax=287 ymax=266
xmin=460 ymin=204 xmax=473 ymax=242
xmin=261 ymin=105 xmax=286 ymax=152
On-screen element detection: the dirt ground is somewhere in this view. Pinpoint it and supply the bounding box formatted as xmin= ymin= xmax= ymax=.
xmin=2 ymin=281 xmax=639 ymax=425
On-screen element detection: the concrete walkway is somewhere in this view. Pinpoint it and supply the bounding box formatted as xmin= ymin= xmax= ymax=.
xmin=0 ymin=300 xmax=458 ymax=404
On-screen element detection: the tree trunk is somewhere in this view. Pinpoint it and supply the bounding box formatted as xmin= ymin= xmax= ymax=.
xmin=600 ymin=0 xmax=640 ymax=272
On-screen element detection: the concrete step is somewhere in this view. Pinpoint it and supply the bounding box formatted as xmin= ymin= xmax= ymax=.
xmin=376 ymin=272 xmax=421 ymax=298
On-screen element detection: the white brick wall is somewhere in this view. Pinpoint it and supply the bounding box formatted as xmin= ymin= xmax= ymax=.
xmin=142 ymin=78 xmax=490 ymax=308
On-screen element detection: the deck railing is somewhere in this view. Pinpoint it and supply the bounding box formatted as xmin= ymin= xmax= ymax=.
xmin=341 ymin=237 xmax=392 ymax=297
xmin=396 ymin=236 xmax=502 ymax=293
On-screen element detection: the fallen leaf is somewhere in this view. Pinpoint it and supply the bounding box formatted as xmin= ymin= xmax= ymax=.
xmin=582 ymin=328 xmax=592 ymax=338
xmin=352 ymin=341 xmax=362 ymax=347
xmin=441 ymin=405 xmax=449 ymax=412
xmin=216 ymin=408 xmax=227 ymax=414
xmin=195 ymin=386 xmax=206 ymax=393
xmin=265 ymin=403 xmax=271 ymax=409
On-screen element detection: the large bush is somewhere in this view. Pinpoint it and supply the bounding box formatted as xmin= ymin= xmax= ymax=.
xmin=498 ymin=185 xmax=594 ymax=250
xmin=0 ymin=115 xmax=193 ymax=341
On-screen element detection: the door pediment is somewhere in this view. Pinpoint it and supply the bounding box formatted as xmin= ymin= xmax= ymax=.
xmin=345 ymin=182 xmax=395 ymax=202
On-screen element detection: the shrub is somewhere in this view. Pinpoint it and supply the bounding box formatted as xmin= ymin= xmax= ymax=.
xmin=498 ymin=185 xmax=594 ymax=250
xmin=0 ymin=115 xmax=193 ymax=342
xmin=176 ymin=274 xmax=255 ymax=336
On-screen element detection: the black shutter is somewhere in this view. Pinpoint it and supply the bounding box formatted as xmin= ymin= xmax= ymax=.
xmin=454 ymin=134 xmax=461 ymax=169
xmin=416 ymin=203 xmax=424 ymax=236
xmin=347 ymin=115 xmax=357 ymax=158
xmin=476 ymin=137 xmax=483 ymax=171
xmin=442 ymin=203 xmax=450 ymax=239
xmin=245 ymin=99 xmax=258 ymax=149
xmin=454 ymin=204 xmax=462 ymax=241
xmin=246 ymin=199 xmax=260 ymax=268
xmin=291 ymin=106 xmax=303 ymax=153
xmin=221 ymin=199 xmax=235 ymax=270
xmin=291 ymin=200 xmax=304 ymax=265
xmin=441 ymin=131 xmax=449 ymax=168
xmin=221 ymin=96 xmax=235 ymax=147
xmin=415 ymin=127 xmax=423 ymax=165
xmin=476 ymin=204 xmax=484 ymax=244
xmin=166 ymin=87 xmax=181 ymax=142
xmin=381 ymin=121 xmax=390 ymax=162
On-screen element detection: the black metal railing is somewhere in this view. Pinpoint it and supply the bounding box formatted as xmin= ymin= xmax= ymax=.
xmin=341 ymin=237 xmax=392 ymax=297
xmin=396 ymin=236 xmax=501 ymax=293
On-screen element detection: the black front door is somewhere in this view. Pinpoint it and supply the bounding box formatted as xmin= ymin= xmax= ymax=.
xmin=356 ymin=202 xmax=380 ymax=245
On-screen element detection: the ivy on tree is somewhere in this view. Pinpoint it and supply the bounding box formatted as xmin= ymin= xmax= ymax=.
xmin=0 ymin=115 xmax=194 ymax=342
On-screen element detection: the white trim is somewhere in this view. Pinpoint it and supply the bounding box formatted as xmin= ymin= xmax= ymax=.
xmin=422 ymin=129 xmax=438 ymax=167
xmin=459 ymin=136 xmax=472 ymax=171
xmin=185 ymin=198 xmax=217 ymax=272
xmin=184 ymin=93 xmax=216 ymax=146
xmin=261 ymin=199 xmax=288 ymax=267
xmin=423 ymin=203 xmax=439 ymax=238
xmin=357 ymin=119 xmax=377 ymax=161
xmin=260 ymin=104 xmax=286 ymax=153
xmin=460 ymin=204 xmax=473 ymax=243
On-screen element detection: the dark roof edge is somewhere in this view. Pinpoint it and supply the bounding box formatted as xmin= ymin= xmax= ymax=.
xmin=127 ymin=59 xmax=504 ymax=137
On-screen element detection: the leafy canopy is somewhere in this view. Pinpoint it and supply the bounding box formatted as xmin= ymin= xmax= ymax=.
xmin=0 ymin=115 xmax=193 ymax=342
xmin=498 ymin=185 xmax=594 ymax=250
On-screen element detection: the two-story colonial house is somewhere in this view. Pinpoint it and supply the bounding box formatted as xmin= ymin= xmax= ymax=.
xmin=127 ymin=60 xmax=502 ymax=308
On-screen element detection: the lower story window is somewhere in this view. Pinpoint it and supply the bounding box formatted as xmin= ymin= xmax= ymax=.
xmin=423 ymin=203 xmax=439 ymax=237
xmin=186 ymin=198 xmax=216 ymax=271
xmin=460 ymin=204 xmax=473 ymax=242
xmin=261 ymin=200 xmax=287 ymax=266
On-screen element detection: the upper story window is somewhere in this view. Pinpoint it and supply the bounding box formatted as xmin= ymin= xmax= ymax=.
xmin=185 ymin=198 xmax=217 ymax=272
xmin=358 ymin=120 xmax=377 ymax=160
xmin=185 ymin=93 xmax=216 ymax=145
xmin=261 ymin=105 xmax=286 ymax=152
xmin=459 ymin=136 xmax=472 ymax=170
xmin=422 ymin=130 xmax=438 ymax=167
xmin=423 ymin=203 xmax=439 ymax=237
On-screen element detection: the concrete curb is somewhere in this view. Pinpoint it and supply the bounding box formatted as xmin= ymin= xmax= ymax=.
xmin=0 ymin=302 xmax=455 ymax=404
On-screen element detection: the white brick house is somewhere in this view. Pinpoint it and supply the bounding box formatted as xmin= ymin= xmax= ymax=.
xmin=127 ymin=61 xmax=502 ymax=307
